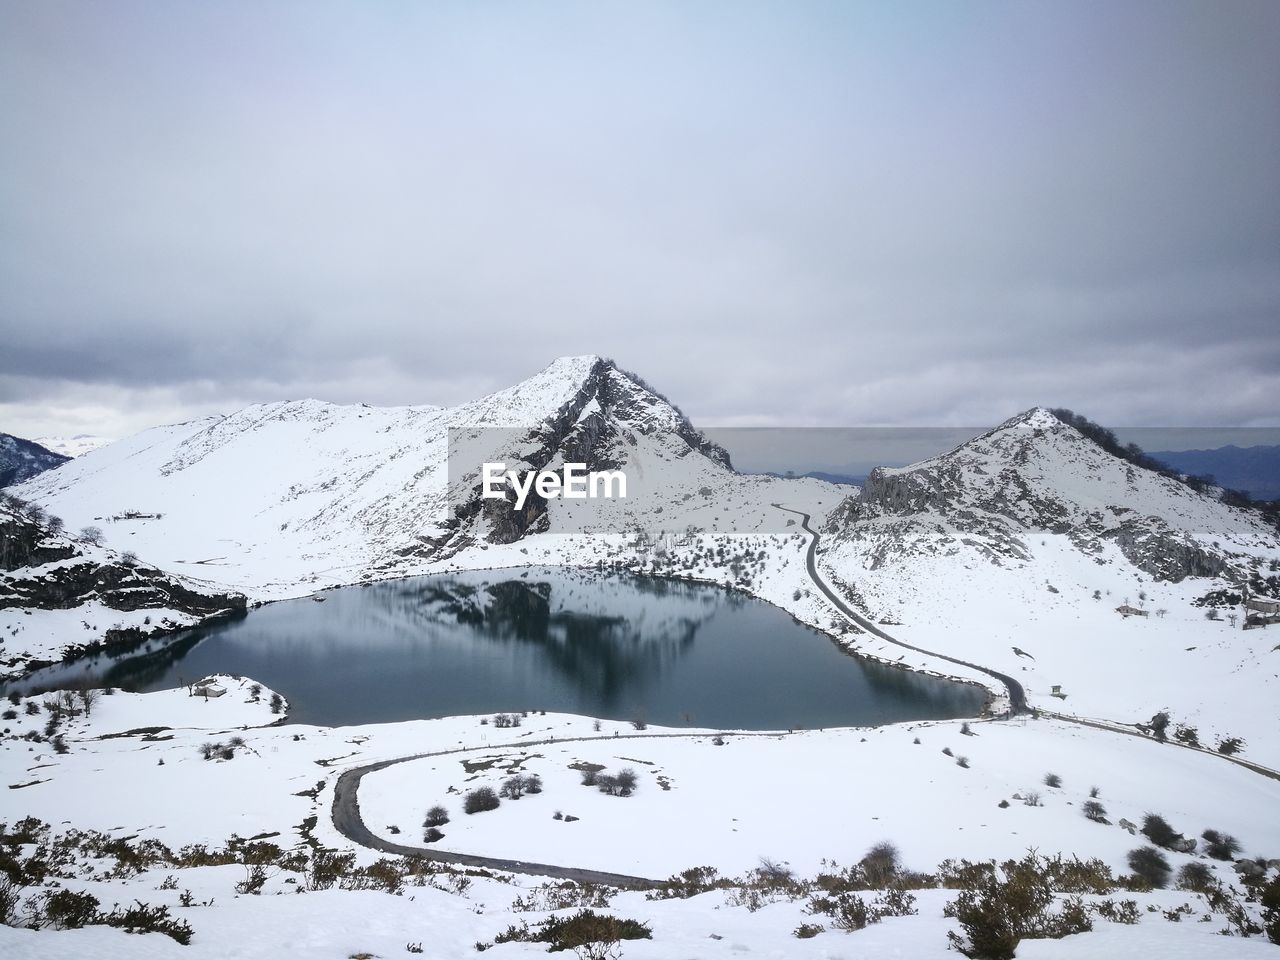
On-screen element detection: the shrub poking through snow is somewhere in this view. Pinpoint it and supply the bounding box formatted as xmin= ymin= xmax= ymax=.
xmin=1081 ymin=800 xmax=1108 ymax=824
xmin=1043 ymin=773 xmax=1062 ymax=788
xmin=943 ymin=852 xmax=1091 ymax=959
xmin=595 ymin=768 xmax=638 ymax=797
xmin=1262 ymin=875 xmax=1280 ymax=945
xmin=463 ymin=787 xmax=500 ymax=815
xmin=423 ymin=805 xmax=449 ymax=828
xmin=1126 ymin=847 xmax=1171 ymax=888
xmin=1200 ymin=829 xmax=1241 ymax=861
xmin=39 ymin=888 xmax=101 ymax=929
xmin=492 ymin=909 xmax=651 ymax=954
xmin=511 ymin=882 xmax=615 ymax=913
xmin=100 ymin=901 xmax=194 ymax=944
xmin=1140 ymin=813 xmax=1181 ymax=850
xmin=1176 ymin=862 xmax=1216 ymax=892
xmin=807 ymin=893 xmax=879 ymax=931
xmin=198 ymin=740 xmax=239 ymax=761
xmin=1091 ymin=898 xmax=1140 ymax=924
xmin=859 ymin=842 xmax=901 ymax=888
xmin=423 ymin=828 xmax=444 ymax=844
xmin=500 ymin=774 xmax=543 ymax=800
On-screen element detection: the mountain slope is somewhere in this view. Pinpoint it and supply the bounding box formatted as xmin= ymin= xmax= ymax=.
xmin=0 ymin=433 xmax=69 ymax=486
xmin=818 ymin=407 xmax=1280 ymax=763
xmin=0 ymin=497 xmax=245 ymax=679
xmin=11 ymin=357 xmax=816 ymax=599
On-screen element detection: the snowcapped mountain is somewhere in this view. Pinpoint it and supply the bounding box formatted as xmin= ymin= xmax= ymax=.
xmin=825 ymin=408 xmax=1278 ymax=582
xmin=817 ymin=407 xmax=1280 ymax=763
xmin=0 ymin=433 xmax=69 ymax=487
xmin=32 ymin=435 xmax=114 ymax=459
xmin=11 ymin=357 xmax=816 ymax=598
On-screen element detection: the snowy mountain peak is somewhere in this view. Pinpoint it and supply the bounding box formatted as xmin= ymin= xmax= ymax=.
xmin=832 ymin=409 xmax=1278 ymax=584
xmin=993 ymin=407 xmax=1063 ymax=432
xmin=9 ymin=357 xmax=750 ymax=594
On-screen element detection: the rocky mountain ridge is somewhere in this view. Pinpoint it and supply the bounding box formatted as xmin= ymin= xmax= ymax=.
xmin=826 ymin=408 xmax=1278 ymax=585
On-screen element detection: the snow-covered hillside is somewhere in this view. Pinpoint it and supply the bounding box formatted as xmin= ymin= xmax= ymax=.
xmin=13 ymin=357 xmax=831 ymax=599
xmin=819 ymin=408 xmax=1280 ymax=764
xmin=0 ymin=498 xmax=246 ymax=679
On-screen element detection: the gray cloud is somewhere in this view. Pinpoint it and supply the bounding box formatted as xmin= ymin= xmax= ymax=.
xmin=2 ymin=1 xmax=1278 ymax=441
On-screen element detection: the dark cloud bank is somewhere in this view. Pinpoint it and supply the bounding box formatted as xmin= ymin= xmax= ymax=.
xmin=2 ymin=1 xmax=1277 ymax=440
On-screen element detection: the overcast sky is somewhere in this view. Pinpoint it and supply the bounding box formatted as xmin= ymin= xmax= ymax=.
xmin=2 ymin=1 xmax=1278 ymax=440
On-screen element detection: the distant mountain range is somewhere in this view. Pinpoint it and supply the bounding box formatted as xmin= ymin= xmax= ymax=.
xmin=1150 ymin=445 xmax=1280 ymax=501
xmin=0 ymin=433 xmax=69 ymax=487
xmin=33 ymin=434 xmax=114 ymax=458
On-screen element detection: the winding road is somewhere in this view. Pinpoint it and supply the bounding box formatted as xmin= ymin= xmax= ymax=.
xmin=773 ymin=504 xmax=1280 ymax=783
xmin=331 ymin=729 xmax=803 ymax=889
xmin=332 ymin=749 xmax=663 ymax=888
xmin=773 ymin=505 xmax=1029 ymax=714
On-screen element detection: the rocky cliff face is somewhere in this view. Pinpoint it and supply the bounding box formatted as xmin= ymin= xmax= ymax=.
xmin=826 ymin=408 xmax=1276 ymax=584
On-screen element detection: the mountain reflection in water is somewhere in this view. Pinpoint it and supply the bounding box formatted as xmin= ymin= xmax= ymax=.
xmin=11 ymin=568 xmax=984 ymax=729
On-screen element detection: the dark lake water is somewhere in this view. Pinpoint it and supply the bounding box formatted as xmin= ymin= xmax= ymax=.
xmin=17 ymin=569 xmax=985 ymax=729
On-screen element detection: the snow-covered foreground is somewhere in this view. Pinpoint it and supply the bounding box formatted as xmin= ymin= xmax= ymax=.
xmin=358 ymin=716 xmax=1279 ymax=881
xmin=1 ymin=681 xmax=1277 ymax=957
